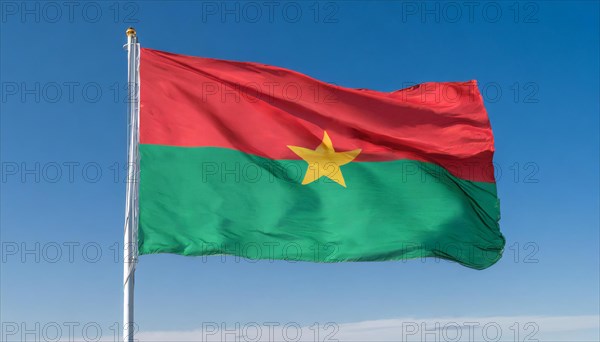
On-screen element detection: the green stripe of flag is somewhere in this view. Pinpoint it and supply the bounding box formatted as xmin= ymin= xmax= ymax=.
xmin=138 ymin=145 xmax=504 ymax=269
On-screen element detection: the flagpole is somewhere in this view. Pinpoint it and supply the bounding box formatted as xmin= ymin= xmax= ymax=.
xmin=123 ymin=27 xmax=139 ymax=342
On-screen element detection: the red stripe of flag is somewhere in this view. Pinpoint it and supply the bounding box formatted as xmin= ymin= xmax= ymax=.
xmin=140 ymin=48 xmax=496 ymax=182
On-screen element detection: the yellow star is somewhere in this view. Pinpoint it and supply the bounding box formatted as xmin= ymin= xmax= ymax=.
xmin=287 ymin=131 xmax=361 ymax=188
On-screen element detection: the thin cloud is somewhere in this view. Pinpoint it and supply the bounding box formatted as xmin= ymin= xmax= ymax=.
xmin=133 ymin=314 xmax=600 ymax=341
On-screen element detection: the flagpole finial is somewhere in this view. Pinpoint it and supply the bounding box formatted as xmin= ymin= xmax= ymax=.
xmin=126 ymin=27 xmax=136 ymax=37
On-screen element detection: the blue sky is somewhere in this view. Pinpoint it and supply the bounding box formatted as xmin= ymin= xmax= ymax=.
xmin=1 ymin=1 xmax=599 ymax=341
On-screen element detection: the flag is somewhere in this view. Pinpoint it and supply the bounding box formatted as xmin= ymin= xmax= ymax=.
xmin=137 ymin=48 xmax=505 ymax=269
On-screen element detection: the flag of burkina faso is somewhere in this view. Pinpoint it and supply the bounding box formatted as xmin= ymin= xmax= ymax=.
xmin=138 ymin=48 xmax=505 ymax=270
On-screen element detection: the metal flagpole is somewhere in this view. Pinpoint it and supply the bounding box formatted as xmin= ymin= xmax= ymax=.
xmin=123 ymin=27 xmax=139 ymax=342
